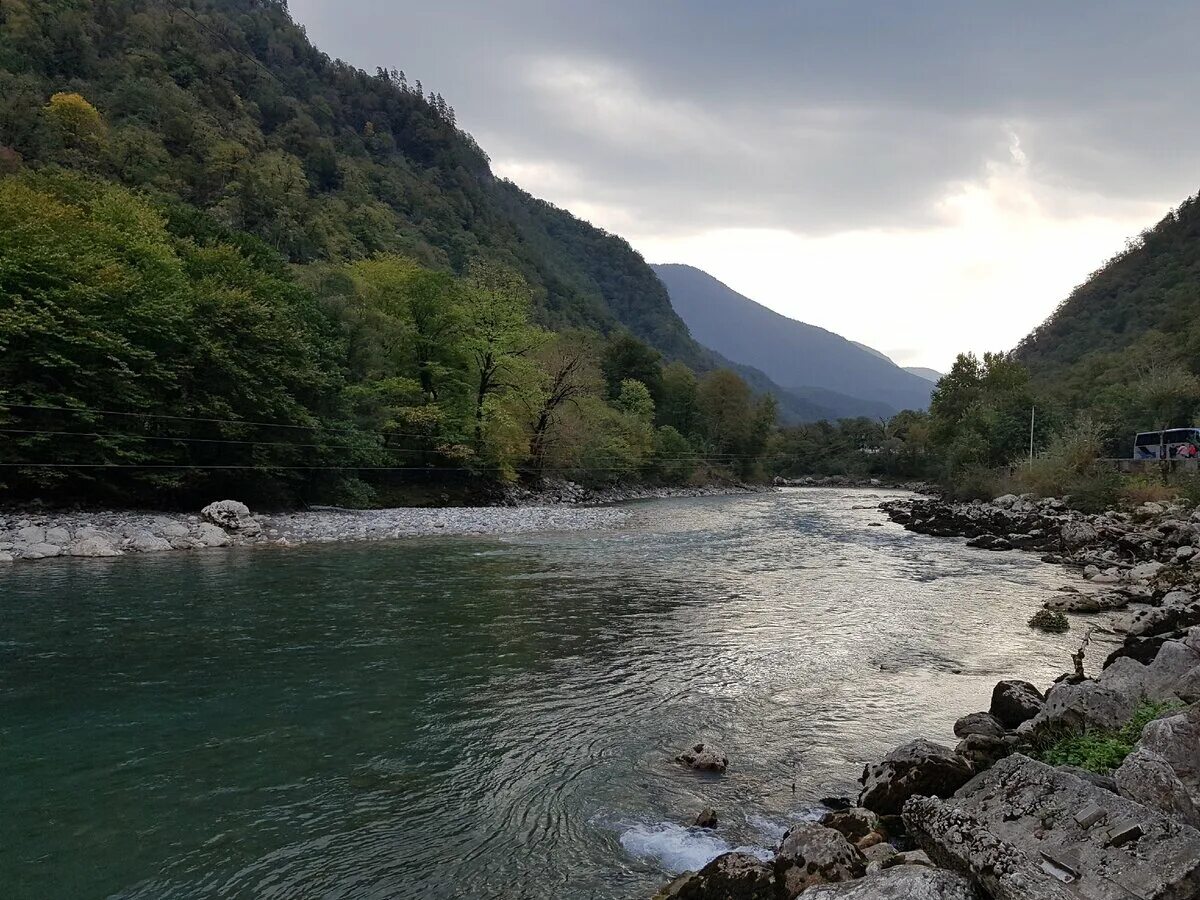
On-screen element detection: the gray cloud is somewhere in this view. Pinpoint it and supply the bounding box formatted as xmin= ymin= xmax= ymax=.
xmin=288 ymin=0 xmax=1200 ymax=237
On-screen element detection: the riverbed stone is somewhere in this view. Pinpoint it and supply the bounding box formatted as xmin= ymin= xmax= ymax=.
xmin=858 ymin=740 xmax=973 ymax=816
xmin=797 ymin=866 xmax=977 ymax=899
xmin=1114 ymin=746 xmax=1200 ymax=827
xmin=21 ymin=542 xmax=62 ymax=559
xmin=989 ymin=680 xmax=1043 ymax=728
xmin=675 ymin=743 xmax=728 ymax=773
xmin=693 ymin=807 xmax=718 ymax=829
xmin=43 ymin=525 xmax=71 ymax=545
xmin=773 ymin=823 xmax=865 ymax=897
xmin=15 ymin=525 xmax=45 ymax=544
xmin=0 ymin=551 xmax=12 ymax=563
xmin=904 ymin=754 xmax=1200 ymax=900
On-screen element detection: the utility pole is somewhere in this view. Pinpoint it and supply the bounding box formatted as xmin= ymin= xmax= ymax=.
xmin=1029 ymin=405 xmax=1036 ymax=467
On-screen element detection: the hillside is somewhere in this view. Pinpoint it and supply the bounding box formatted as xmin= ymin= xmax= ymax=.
xmin=653 ymin=264 xmax=935 ymax=417
xmin=1016 ymin=191 xmax=1200 ymax=410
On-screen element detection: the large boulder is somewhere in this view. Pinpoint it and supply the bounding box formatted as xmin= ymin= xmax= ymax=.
xmin=1140 ymin=704 xmax=1200 ymax=804
xmin=858 ymin=740 xmax=973 ymax=816
xmin=1115 ymin=746 xmax=1200 ymax=828
xmin=194 ymin=523 xmax=231 ymax=548
xmin=654 ymin=852 xmax=774 ymax=899
xmin=1125 ymin=591 xmax=1200 ymax=639
xmin=125 ymin=531 xmax=172 ymax=553
xmin=1060 ymin=521 xmax=1098 ymax=551
xmin=989 ymin=680 xmax=1043 ymax=728
xmin=201 ymin=500 xmax=259 ymax=533
xmin=772 ymin=824 xmax=864 ymax=898
xmin=904 ymin=754 xmax=1200 ymax=900
xmin=675 ymin=743 xmax=728 ymax=773
xmin=1024 ymin=680 xmax=1138 ymax=735
xmin=797 ymin=866 xmax=977 ymax=899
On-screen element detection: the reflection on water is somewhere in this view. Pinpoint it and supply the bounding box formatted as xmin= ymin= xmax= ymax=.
xmin=0 ymin=489 xmax=1085 ymax=899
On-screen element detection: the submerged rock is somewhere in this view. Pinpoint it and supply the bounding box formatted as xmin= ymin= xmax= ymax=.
xmin=692 ymin=807 xmax=718 ymax=829
xmin=675 ymin=743 xmax=728 ymax=773
xmin=858 ymin=740 xmax=973 ymax=816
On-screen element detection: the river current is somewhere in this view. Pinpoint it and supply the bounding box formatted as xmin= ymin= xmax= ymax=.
xmin=0 ymin=488 xmax=1084 ymax=899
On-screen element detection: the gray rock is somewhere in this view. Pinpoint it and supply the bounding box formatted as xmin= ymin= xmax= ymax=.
xmin=904 ymin=754 xmax=1200 ymax=900
xmin=955 ymin=733 xmax=1011 ymax=770
xmin=194 ymin=523 xmax=230 ymax=548
xmin=654 ymin=852 xmax=774 ymax=899
xmin=819 ymin=807 xmax=880 ymax=842
xmin=693 ymin=807 xmax=718 ymax=829
xmin=67 ymin=535 xmax=121 ymax=558
xmin=797 ymin=866 xmax=977 ymax=899
xmin=1061 ymin=521 xmax=1099 ymax=551
xmin=43 ymin=526 xmax=71 ymax=545
xmin=1115 ymin=746 xmax=1200 ymax=828
xmin=858 ymin=740 xmax=973 ymax=816
xmin=675 ymin=743 xmax=728 ymax=773
xmin=201 ymin=500 xmax=258 ymax=532
xmin=0 ymin=551 xmax=13 ymax=564
xmin=1140 ymin=704 xmax=1200 ymax=804
xmin=159 ymin=522 xmax=189 ymax=538
xmin=1176 ymin=666 xmax=1200 ymax=704
xmin=1056 ymin=765 xmax=1117 ymax=793
xmin=773 ymin=823 xmax=865 ymax=898
xmin=953 ymin=711 xmax=1005 ymax=739
xmin=990 ymin=680 xmax=1043 ymax=728
xmin=15 ymin=525 xmax=44 ymax=544
xmin=125 ymin=531 xmax=172 ymax=553
xmin=1029 ymin=680 xmax=1138 ymax=734
xmin=21 ymin=542 xmax=62 ymax=559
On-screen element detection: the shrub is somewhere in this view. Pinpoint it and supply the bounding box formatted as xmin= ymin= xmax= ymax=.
xmin=1035 ymin=700 xmax=1183 ymax=774
xmin=1064 ymin=466 xmax=1122 ymax=514
xmin=1121 ymin=474 xmax=1176 ymax=506
xmin=1028 ymin=609 xmax=1069 ymax=632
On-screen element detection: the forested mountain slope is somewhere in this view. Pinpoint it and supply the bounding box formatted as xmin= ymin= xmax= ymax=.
xmin=653 ymin=264 xmax=935 ymax=416
xmin=1016 ymin=192 xmax=1200 ymax=406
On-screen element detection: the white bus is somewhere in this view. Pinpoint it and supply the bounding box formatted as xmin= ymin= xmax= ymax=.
xmin=1134 ymin=428 xmax=1200 ymax=460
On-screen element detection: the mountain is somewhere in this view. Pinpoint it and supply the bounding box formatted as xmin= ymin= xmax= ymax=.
xmin=1016 ymin=191 xmax=1200 ymax=406
xmin=0 ymin=0 xmax=829 ymax=424
xmin=653 ymin=264 xmax=936 ymax=417
xmin=904 ymin=367 xmax=943 ymax=384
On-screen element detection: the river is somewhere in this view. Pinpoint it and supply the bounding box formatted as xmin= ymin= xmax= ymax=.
xmin=0 ymin=488 xmax=1085 ymax=899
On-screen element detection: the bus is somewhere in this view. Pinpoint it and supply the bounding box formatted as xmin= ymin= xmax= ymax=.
xmin=1134 ymin=428 xmax=1200 ymax=459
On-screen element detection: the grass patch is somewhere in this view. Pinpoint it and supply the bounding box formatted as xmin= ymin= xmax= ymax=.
xmin=1034 ymin=700 xmax=1184 ymax=774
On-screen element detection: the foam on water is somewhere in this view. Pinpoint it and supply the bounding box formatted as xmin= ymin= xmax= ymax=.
xmin=618 ymin=822 xmax=772 ymax=873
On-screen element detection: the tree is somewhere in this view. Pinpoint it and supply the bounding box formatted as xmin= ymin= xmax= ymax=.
xmin=525 ymin=330 xmax=601 ymax=476
xmin=463 ymin=261 xmax=544 ymax=457
xmin=43 ymin=91 xmax=106 ymax=156
xmin=601 ymin=333 xmax=663 ymax=400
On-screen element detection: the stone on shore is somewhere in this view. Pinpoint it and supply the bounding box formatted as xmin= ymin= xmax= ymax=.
xmin=796 ymin=866 xmax=977 ymax=899
xmin=858 ymin=740 xmax=973 ymax=816
xmin=675 ymin=743 xmax=728 ymax=773
xmin=1023 ymin=679 xmax=1138 ymax=735
xmin=819 ymin=807 xmax=880 ymax=842
xmin=1115 ymin=746 xmax=1200 ymax=828
xmin=952 ymin=711 xmax=1005 ymax=739
xmin=772 ymin=823 xmax=864 ymax=897
xmin=653 ymin=852 xmax=774 ymax=899
xmin=201 ymin=500 xmax=259 ymax=533
xmin=989 ymin=680 xmax=1043 ymax=728
xmin=903 ymin=754 xmax=1200 ymax=900
xmin=1139 ymin=703 xmax=1200 ymax=804
xmin=67 ymin=535 xmax=122 ymax=557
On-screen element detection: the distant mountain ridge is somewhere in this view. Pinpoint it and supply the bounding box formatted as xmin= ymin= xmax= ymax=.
xmin=653 ymin=264 xmax=936 ymax=417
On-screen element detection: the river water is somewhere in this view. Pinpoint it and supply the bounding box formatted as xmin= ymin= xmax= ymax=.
xmin=1 ymin=489 xmax=1085 ymax=899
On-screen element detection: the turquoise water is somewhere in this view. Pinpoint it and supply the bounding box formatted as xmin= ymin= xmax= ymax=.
xmin=1 ymin=490 xmax=1083 ymax=899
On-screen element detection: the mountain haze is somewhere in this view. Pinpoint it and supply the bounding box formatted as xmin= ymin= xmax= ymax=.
xmin=653 ymin=264 xmax=936 ymax=417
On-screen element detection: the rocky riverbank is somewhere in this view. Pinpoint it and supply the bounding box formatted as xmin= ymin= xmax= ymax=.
xmin=0 ymin=482 xmax=773 ymax=564
xmin=653 ymin=492 xmax=1200 ymax=899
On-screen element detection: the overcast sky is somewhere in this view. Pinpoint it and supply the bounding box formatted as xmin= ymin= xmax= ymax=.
xmin=289 ymin=1 xmax=1200 ymax=370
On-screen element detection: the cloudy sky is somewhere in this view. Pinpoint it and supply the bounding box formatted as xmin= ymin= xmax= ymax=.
xmin=289 ymin=1 xmax=1200 ymax=370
